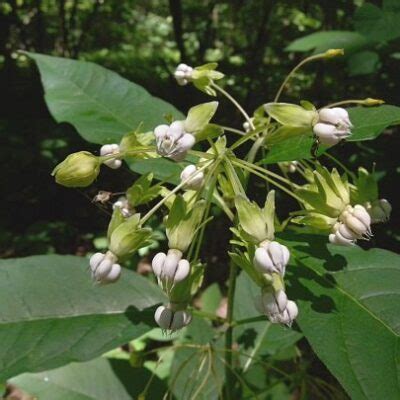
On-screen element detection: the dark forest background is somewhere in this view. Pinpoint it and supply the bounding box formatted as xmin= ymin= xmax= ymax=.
xmin=1 ymin=0 xmax=399 ymax=260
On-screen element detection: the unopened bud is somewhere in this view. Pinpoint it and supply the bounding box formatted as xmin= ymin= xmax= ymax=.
xmin=340 ymin=205 xmax=372 ymax=238
xmin=180 ymin=165 xmax=204 ymax=190
xmin=254 ymin=241 xmax=290 ymax=276
xmin=323 ymin=49 xmax=344 ymax=58
xmin=174 ymin=63 xmax=193 ymax=86
xmin=52 ymin=151 xmax=100 ymax=187
xmin=363 ymin=98 xmax=385 ymax=106
xmin=100 ymin=144 xmax=122 ymax=169
xmin=261 ymin=289 xmax=288 ymax=316
xmin=367 ymin=199 xmax=392 ymax=223
xmin=154 ymin=305 xmax=192 ymax=331
xmin=89 ymin=251 xmax=121 ymax=284
xmin=151 ymin=249 xmax=190 ymax=283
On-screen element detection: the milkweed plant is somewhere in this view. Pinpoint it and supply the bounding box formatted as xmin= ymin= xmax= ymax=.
xmin=52 ymin=48 xmax=392 ymax=394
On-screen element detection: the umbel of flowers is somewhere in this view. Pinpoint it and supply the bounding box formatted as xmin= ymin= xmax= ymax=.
xmin=51 ymin=49 xmax=391 ymax=332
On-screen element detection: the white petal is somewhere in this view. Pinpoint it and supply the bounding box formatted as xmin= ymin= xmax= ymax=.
xmin=152 ymin=252 xmax=166 ymax=276
xmin=89 ymin=253 xmax=105 ymax=271
xmin=174 ymin=259 xmax=190 ymax=282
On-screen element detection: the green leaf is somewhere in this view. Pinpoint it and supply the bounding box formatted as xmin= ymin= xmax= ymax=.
xmin=26 ymin=52 xmax=183 ymax=144
xmin=10 ymin=357 xmax=166 ymax=400
xmin=126 ymin=173 xmax=162 ymax=207
xmin=354 ymin=2 xmax=400 ymax=43
xmin=347 ymin=51 xmax=381 ymax=76
xmin=286 ymin=31 xmax=368 ymax=54
xmin=0 ymin=255 xmax=165 ymax=381
xmin=348 ymin=105 xmax=400 ymax=141
xmin=281 ymin=232 xmax=400 ymax=400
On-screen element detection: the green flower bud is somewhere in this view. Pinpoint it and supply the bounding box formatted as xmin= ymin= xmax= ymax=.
xmin=52 ymin=151 xmax=100 ymax=188
xmin=109 ymin=213 xmax=152 ymax=260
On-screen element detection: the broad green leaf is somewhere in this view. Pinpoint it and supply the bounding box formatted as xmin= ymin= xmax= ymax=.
xmin=348 ymin=105 xmax=400 ymax=141
xmin=10 ymin=357 xmax=166 ymax=400
xmin=26 ymin=52 xmax=183 ymax=144
xmin=286 ymin=31 xmax=368 ymax=54
xmin=347 ymin=50 xmax=381 ymax=76
xmin=0 ymin=255 xmax=165 ymax=381
xmin=281 ymin=232 xmax=400 ymax=400
xmin=354 ymin=2 xmax=400 ymax=43
xmin=200 ymin=283 xmax=222 ymax=315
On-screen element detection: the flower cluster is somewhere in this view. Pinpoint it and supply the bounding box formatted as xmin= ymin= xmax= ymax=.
xmin=51 ymin=52 xmax=392 ymax=336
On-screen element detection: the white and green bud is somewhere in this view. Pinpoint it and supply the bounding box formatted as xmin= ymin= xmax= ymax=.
xmin=89 ymin=251 xmax=121 ymax=284
xmin=366 ymin=199 xmax=392 ymax=223
xmin=52 ymin=151 xmax=100 ymax=188
xmin=154 ymin=305 xmax=192 ymax=331
xmin=270 ymin=300 xmax=299 ymax=326
xmin=253 ymin=240 xmax=290 ymax=276
xmin=280 ymin=161 xmax=299 ymax=174
xmin=151 ymin=249 xmax=191 ymax=283
xmin=313 ymin=107 xmax=352 ymax=146
xmin=174 ymin=63 xmax=193 ymax=86
xmin=100 ymin=144 xmax=122 ymax=169
xmin=329 ymin=204 xmax=372 ymax=246
xmin=260 ymin=288 xmax=288 ymax=316
xmin=154 ymin=121 xmax=195 ymax=161
xmin=112 ymin=196 xmax=132 ymax=218
xmin=180 ymin=165 xmax=204 ymax=190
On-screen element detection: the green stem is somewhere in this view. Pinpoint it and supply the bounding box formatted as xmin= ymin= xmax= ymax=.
xmin=211 ymin=82 xmax=255 ymax=130
xmin=220 ymin=125 xmax=246 ymax=136
xmin=225 ymin=260 xmax=238 ymax=400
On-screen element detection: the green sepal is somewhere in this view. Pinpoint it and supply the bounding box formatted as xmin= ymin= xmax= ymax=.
xmin=119 ymin=129 xmax=154 ymax=157
xmin=228 ymin=250 xmax=266 ymax=288
xmin=165 ymin=196 xmax=206 ymax=252
xmin=264 ymin=102 xmax=318 ymax=127
xmin=266 ymin=125 xmax=310 ymax=146
xmin=126 ymin=172 xmax=162 ymax=207
xmin=184 ymin=102 xmax=219 ymax=134
xmin=291 ymin=212 xmax=337 ymax=230
xmin=107 ymin=207 xmax=125 ymax=240
xmin=234 ymin=193 xmax=275 ymax=244
xmin=194 ymin=123 xmax=223 ymax=142
xmin=109 ymin=213 xmax=152 ymax=260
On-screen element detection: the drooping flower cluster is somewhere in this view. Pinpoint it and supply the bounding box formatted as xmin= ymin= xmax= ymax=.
xmin=50 ymin=53 xmax=392 ymax=337
xmin=313 ymin=107 xmax=352 ymax=146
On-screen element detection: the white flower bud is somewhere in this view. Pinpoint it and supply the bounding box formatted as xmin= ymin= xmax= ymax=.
xmin=313 ymin=123 xmax=351 ymax=146
xmin=271 ymin=300 xmax=299 ymax=326
xmin=319 ymin=107 xmax=352 ymax=129
xmin=100 ymin=144 xmax=122 ymax=169
xmin=113 ymin=196 xmax=132 ymax=218
xmin=261 ymin=289 xmax=288 ymax=316
xmin=151 ymin=249 xmax=190 ymax=283
xmin=154 ymin=122 xmax=195 ymax=161
xmin=154 ymin=305 xmax=192 ymax=330
xmin=174 ymin=63 xmax=193 ymax=86
xmin=340 ymin=205 xmax=372 ymax=239
xmin=154 ymin=305 xmax=173 ymax=329
xmin=254 ymin=241 xmax=290 ymax=276
xmin=180 ymin=164 xmax=204 ymax=190
xmin=89 ymin=251 xmax=121 ymax=284
xmin=329 ymin=223 xmax=356 ymax=246
xmin=367 ymin=199 xmax=392 ymax=223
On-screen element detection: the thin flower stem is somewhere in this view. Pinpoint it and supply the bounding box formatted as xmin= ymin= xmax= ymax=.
xmin=274 ymin=53 xmax=330 ymax=102
xmin=231 ymin=159 xmax=304 ymax=203
xmin=99 ymin=147 xmax=154 ymax=162
xmin=220 ymin=125 xmax=246 ymax=136
xmin=225 ymin=260 xmax=238 ymax=400
xmin=229 ymin=126 xmax=265 ymax=151
xmin=140 ymin=160 xmax=213 ymax=225
xmin=233 ymin=157 xmax=296 ymax=187
xmin=211 ymin=82 xmax=255 ymax=130
xmin=223 ymin=158 xmax=246 ymax=196
xmin=321 ymin=98 xmax=383 ymax=110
